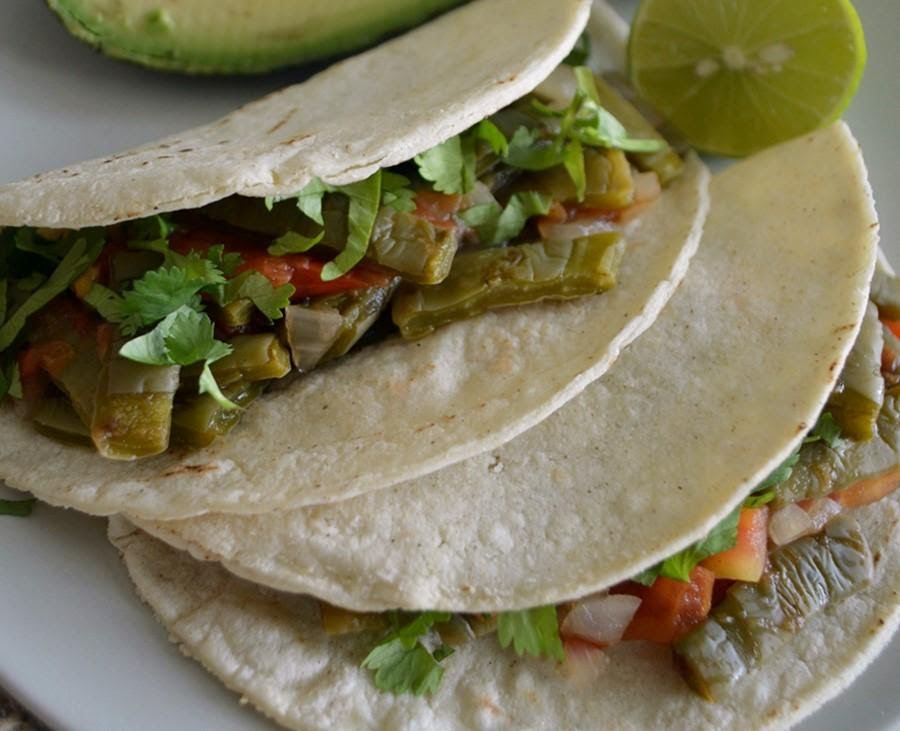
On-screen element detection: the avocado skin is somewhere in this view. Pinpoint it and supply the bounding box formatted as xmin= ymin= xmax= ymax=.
xmin=46 ymin=0 xmax=468 ymax=75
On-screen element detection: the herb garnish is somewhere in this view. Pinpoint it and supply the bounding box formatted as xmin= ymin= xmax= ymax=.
xmin=361 ymin=611 xmax=453 ymax=696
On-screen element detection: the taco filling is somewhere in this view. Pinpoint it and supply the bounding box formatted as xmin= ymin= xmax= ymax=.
xmin=0 ymin=68 xmax=682 ymax=460
xmin=317 ymin=278 xmax=900 ymax=701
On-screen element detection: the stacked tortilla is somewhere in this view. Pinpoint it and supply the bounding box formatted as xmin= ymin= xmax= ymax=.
xmin=0 ymin=1 xmax=895 ymax=729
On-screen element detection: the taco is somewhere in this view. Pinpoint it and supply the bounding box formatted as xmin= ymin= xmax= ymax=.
xmin=0 ymin=0 xmax=709 ymax=520
xmin=109 ymin=493 xmax=900 ymax=731
xmin=132 ymin=123 xmax=879 ymax=612
xmin=109 ymin=121 xmax=900 ymax=730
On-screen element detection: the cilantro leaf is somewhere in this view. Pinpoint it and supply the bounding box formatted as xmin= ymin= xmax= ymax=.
xmin=805 ymin=411 xmax=844 ymax=448
xmin=0 ymin=232 xmax=105 ymax=352
xmin=505 ymin=127 xmax=565 ymax=171
xmin=743 ymin=490 xmax=777 ymax=509
xmin=381 ymin=172 xmax=417 ymax=213
xmin=267 ymin=231 xmax=324 ymax=256
xmin=754 ymin=449 xmax=802 ymax=494
xmin=415 ymin=135 xmax=470 ymax=195
xmin=119 ymin=307 xmax=224 ymax=366
xmin=118 ymin=306 xmax=236 ymax=410
xmin=460 ymin=191 xmax=552 ymax=246
xmin=295 ymin=179 xmax=332 ymax=226
xmin=496 ymin=606 xmax=564 ymax=661
xmin=476 ymin=120 xmax=509 ymax=157
xmin=505 ymin=67 xmax=663 ymax=198
xmin=0 ymin=498 xmax=36 ymax=517
xmin=634 ymin=506 xmax=742 ymax=585
xmin=199 ymin=361 xmax=235 ymax=408
xmin=93 ymin=249 xmax=230 ymax=336
xmin=115 ymin=267 xmax=205 ymax=333
xmin=415 ymin=122 xmax=508 ymax=196
xmin=362 ymin=638 xmax=446 ymax=696
xmin=562 ymin=139 xmax=586 ymax=201
xmin=361 ymin=611 xmax=452 ymax=696
xmin=163 ymin=308 xmax=230 ymax=365
xmin=321 ymin=173 xmax=382 ymax=281
xmin=205 ymin=245 xmax=243 ymax=277
xmin=219 ymin=271 xmax=294 ymax=321
xmin=287 ymin=173 xmax=383 ymax=282
xmin=566 ymin=67 xmax=664 ymax=154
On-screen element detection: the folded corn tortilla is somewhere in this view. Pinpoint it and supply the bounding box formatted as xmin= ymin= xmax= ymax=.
xmin=109 ymin=488 xmax=900 ymax=731
xmin=0 ymin=0 xmax=708 ymax=519
xmin=134 ymin=123 xmax=878 ymax=611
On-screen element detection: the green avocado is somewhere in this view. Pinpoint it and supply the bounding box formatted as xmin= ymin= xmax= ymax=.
xmin=47 ymin=0 xmax=467 ymax=74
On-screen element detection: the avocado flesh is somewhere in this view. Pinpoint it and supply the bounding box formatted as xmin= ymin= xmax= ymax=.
xmin=47 ymin=0 xmax=467 ymax=74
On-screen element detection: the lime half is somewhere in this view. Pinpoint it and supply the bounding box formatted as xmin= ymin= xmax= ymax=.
xmin=628 ymin=0 xmax=867 ymax=156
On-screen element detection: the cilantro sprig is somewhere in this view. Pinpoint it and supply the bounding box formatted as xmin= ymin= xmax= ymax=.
xmin=460 ymin=191 xmax=553 ymax=246
xmin=496 ymin=606 xmax=565 ymax=661
xmin=82 ymin=223 xmax=267 ymax=410
xmin=288 ymin=172 xmax=383 ymax=280
xmin=505 ymin=67 xmax=664 ymax=202
xmin=362 ymin=606 xmax=566 ymax=697
xmin=118 ymin=306 xmax=237 ymax=410
xmin=413 ymin=120 xmax=510 ymax=197
xmin=361 ymin=611 xmax=453 ymax=696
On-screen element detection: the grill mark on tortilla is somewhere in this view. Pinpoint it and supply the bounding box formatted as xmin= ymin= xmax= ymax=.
xmin=161 ymin=463 xmax=219 ymax=478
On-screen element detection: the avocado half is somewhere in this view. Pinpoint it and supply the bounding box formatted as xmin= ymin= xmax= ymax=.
xmin=47 ymin=0 xmax=468 ymax=74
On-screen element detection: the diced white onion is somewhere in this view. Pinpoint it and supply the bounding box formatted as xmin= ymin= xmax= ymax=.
xmin=805 ymin=497 xmax=843 ymax=533
xmin=559 ymin=639 xmax=608 ymax=686
xmin=768 ymin=503 xmax=815 ymax=546
xmin=539 ymin=216 xmax=618 ymax=241
xmin=284 ymin=305 xmax=344 ymax=372
xmin=560 ymin=593 xmax=642 ymax=646
xmin=632 ymin=171 xmax=662 ymax=204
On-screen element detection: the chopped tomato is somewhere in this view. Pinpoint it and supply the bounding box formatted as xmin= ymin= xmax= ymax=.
xmin=414 ymin=191 xmax=462 ymax=230
xmin=18 ymin=341 xmax=75 ymax=401
xmin=830 ymin=466 xmax=900 ymax=509
xmin=235 ymin=250 xmax=395 ymax=298
xmin=171 ymin=225 xmax=394 ymax=298
xmin=701 ymin=508 xmax=769 ymax=582
xmin=620 ymin=566 xmax=715 ymax=644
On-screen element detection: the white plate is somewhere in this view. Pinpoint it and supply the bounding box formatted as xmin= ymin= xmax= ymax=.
xmin=1 ymin=2 xmax=899 ymax=729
